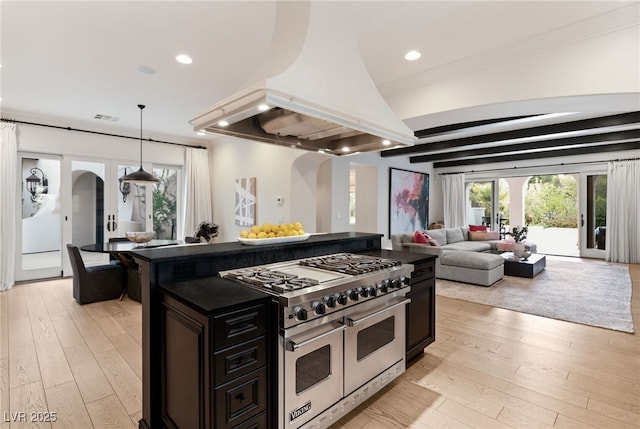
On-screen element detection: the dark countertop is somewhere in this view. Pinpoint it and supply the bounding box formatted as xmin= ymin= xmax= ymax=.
xmin=130 ymin=232 xmax=382 ymax=263
xmin=159 ymin=248 xmax=435 ymax=315
xmin=160 ymin=276 xmax=271 ymax=315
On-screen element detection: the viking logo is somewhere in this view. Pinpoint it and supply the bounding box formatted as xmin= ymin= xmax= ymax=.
xmin=290 ymin=401 xmax=312 ymax=422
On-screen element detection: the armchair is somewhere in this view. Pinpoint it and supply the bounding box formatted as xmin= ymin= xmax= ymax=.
xmin=66 ymin=244 xmax=125 ymax=304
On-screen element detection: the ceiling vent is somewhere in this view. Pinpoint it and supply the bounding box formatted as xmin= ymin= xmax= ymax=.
xmin=94 ymin=114 xmax=120 ymax=122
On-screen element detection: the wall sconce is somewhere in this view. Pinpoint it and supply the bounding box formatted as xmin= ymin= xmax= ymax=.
xmin=119 ymin=168 xmax=131 ymax=202
xmin=25 ymin=167 xmax=48 ymax=202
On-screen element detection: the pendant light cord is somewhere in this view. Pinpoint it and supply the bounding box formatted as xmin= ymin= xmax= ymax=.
xmin=138 ymin=104 xmax=145 ymax=169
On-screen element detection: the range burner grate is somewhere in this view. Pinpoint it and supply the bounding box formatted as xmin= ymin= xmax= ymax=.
xmin=300 ymin=253 xmax=400 ymax=275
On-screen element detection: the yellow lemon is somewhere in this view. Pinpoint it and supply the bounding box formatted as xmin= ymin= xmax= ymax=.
xmin=294 ymin=222 xmax=302 ymax=230
xmin=248 ymin=232 xmax=257 ymax=239
xmin=250 ymin=225 xmax=260 ymax=234
xmin=267 ymin=232 xmax=276 ymax=238
xmin=261 ymin=223 xmax=271 ymax=233
xmin=297 ymin=229 xmax=305 ymax=235
xmin=257 ymin=231 xmax=267 ymax=239
xmin=276 ymin=231 xmax=285 ymax=237
xmin=239 ymin=230 xmax=249 ymax=238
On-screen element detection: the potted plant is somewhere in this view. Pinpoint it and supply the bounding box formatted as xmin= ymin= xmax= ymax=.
xmin=507 ymin=225 xmax=528 ymax=258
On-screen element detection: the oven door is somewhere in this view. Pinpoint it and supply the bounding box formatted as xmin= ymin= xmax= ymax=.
xmin=343 ymin=296 xmax=410 ymax=395
xmin=283 ymin=319 xmax=346 ymax=428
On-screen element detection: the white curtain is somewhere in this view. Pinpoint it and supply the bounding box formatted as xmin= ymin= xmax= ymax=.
xmin=442 ymin=173 xmax=466 ymax=228
xmin=606 ymin=160 xmax=640 ymax=264
xmin=182 ymin=147 xmax=213 ymax=239
xmin=1 ymin=123 xmax=17 ymax=291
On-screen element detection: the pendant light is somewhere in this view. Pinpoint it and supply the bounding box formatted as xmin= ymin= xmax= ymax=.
xmin=121 ymin=104 xmax=159 ymax=184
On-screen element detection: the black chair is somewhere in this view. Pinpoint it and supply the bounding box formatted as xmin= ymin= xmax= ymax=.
xmin=66 ymin=244 xmax=125 ymax=304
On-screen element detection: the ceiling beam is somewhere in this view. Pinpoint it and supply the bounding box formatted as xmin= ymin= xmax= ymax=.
xmin=410 ymin=129 xmax=640 ymax=163
xmin=382 ymin=111 xmax=640 ymax=157
xmin=432 ymin=140 xmax=640 ymax=168
xmin=413 ymin=114 xmax=538 ymax=139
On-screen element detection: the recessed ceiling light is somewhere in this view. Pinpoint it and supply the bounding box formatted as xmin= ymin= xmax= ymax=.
xmin=342 ymin=147 xmax=350 ymax=153
xmin=218 ymin=120 xmax=229 ymax=127
xmin=175 ymin=54 xmax=193 ymax=64
xmin=382 ymin=139 xmax=391 ymax=146
xmin=196 ymin=131 xmax=206 ymax=136
xmin=404 ymin=50 xmax=421 ymax=61
xmin=136 ymin=65 xmax=156 ymax=75
xmin=258 ymin=104 xmax=270 ymax=111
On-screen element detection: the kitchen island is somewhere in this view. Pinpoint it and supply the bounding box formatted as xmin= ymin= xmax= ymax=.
xmin=130 ymin=233 xmax=435 ymax=429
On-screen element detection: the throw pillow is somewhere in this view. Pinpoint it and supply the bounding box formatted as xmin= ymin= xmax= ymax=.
xmin=427 ymin=239 xmax=440 ymax=246
xmin=413 ymin=231 xmax=428 ymax=244
xmin=469 ymin=231 xmax=488 ymax=241
xmin=469 ymin=224 xmax=488 ymax=232
xmin=486 ymin=231 xmax=500 ymax=240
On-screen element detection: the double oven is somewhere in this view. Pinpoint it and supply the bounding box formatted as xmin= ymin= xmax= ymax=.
xmin=220 ymin=253 xmax=413 ymax=429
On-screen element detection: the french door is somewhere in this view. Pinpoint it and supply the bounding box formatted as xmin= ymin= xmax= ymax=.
xmin=579 ymin=171 xmax=607 ymax=259
xmin=15 ymin=153 xmax=64 ymax=281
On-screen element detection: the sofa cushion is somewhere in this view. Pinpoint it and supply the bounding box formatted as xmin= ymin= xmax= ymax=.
xmin=441 ymin=251 xmax=504 ymax=270
xmin=446 ymin=228 xmax=465 ymax=244
xmin=426 ymin=228 xmax=447 ymax=245
xmin=444 ymin=241 xmax=492 ymax=252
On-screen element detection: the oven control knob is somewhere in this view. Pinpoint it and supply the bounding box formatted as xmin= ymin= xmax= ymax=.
xmin=378 ymin=281 xmax=389 ymax=293
xmin=367 ymin=286 xmax=377 ymax=297
xmin=294 ymin=306 xmax=308 ymax=321
xmin=359 ymin=287 xmax=369 ymax=298
xmin=312 ymin=301 xmax=326 ymax=315
xmin=348 ymin=289 xmax=359 ymax=301
xmin=401 ymin=276 xmax=410 ymax=287
xmin=336 ymin=293 xmax=348 ymax=305
xmin=324 ymin=295 xmax=336 ymax=308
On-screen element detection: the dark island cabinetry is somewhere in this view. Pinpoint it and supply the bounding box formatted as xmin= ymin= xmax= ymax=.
xmin=405 ymin=258 xmax=436 ymax=362
xmin=159 ymin=277 xmax=272 ymax=429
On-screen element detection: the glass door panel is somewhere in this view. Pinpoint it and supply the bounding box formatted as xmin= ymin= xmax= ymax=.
xmin=116 ymin=163 xmax=149 ymax=236
xmin=152 ymin=166 xmax=180 ymax=239
xmin=580 ymin=173 xmax=607 ymax=259
xmin=17 ymin=155 xmax=63 ymax=281
xmin=71 ymin=160 xmax=110 ymax=267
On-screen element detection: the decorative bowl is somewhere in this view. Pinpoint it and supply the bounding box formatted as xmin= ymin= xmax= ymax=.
xmin=126 ymin=231 xmax=156 ymax=244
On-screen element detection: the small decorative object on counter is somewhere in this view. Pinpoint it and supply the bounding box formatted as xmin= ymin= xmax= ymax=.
xmin=194 ymin=221 xmax=219 ymax=243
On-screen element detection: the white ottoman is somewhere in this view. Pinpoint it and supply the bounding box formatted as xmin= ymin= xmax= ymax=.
xmin=438 ymin=251 xmax=504 ymax=287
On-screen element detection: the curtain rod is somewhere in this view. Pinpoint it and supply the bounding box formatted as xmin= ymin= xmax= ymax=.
xmin=0 ymin=117 xmax=207 ymax=150
xmin=438 ymin=156 xmax=640 ymax=175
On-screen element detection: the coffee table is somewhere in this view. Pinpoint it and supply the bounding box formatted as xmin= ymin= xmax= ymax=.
xmin=501 ymin=253 xmax=546 ymax=278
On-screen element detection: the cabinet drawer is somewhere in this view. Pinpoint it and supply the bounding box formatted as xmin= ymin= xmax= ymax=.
xmin=214 ymin=368 xmax=267 ymax=429
xmin=411 ymin=261 xmax=435 ymax=284
xmin=232 ymin=411 xmax=267 ymax=429
xmin=214 ymin=336 xmax=267 ymax=387
xmin=214 ymin=305 xmax=267 ymax=350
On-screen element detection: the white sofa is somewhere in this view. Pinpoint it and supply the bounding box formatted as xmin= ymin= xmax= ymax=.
xmin=391 ymin=227 xmax=506 ymax=286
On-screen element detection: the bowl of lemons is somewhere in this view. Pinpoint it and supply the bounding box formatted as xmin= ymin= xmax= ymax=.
xmin=238 ymin=222 xmax=309 ymax=245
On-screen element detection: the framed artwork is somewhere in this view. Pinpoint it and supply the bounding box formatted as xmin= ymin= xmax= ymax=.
xmin=235 ymin=177 xmax=256 ymax=226
xmin=389 ymin=168 xmax=429 ymax=236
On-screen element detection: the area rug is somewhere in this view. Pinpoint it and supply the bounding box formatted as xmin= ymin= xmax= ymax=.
xmin=436 ymin=258 xmax=635 ymax=333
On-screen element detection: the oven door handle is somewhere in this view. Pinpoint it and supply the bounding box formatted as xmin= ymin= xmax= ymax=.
xmin=286 ymin=323 xmax=347 ymax=351
xmin=347 ymin=298 xmax=411 ymax=327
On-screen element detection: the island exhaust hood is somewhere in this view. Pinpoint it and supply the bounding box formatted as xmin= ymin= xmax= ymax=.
xmin=190 ymin=2 xmax=415 ymax=156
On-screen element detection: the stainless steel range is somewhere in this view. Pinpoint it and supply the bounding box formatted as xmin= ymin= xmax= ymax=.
xmin=219 ymin=253 xmax=413 ymax=429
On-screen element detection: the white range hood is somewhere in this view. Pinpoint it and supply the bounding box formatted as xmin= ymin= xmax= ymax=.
xmin=190 ymin=1 xmax=415 ymax=156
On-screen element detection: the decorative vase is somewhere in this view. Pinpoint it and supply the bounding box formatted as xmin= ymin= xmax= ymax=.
xmin=513 ymin=242 xmax=525 ymax=259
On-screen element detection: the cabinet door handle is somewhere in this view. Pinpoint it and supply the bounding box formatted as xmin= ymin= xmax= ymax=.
xmin=106 ymin=215 xmax=111 ymax=231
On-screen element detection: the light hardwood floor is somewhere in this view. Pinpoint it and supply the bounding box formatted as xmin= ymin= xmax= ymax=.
xmin=1 ymin=262 xmax=638 ymax=429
